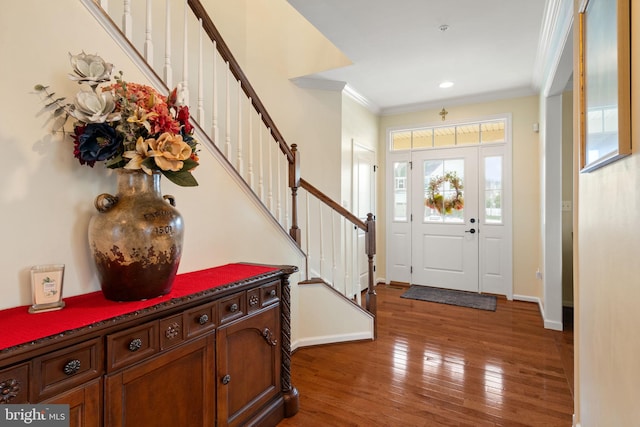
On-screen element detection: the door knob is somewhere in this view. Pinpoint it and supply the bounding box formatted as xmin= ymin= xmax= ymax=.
xmin=465 ymin=228 xmax=476 ymax=234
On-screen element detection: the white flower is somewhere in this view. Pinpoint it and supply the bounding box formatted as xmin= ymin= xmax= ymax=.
xmin=70 ymin=87 xmax=120 ymax=124
xmin=68 ymin=52 xmax=113 ymax=86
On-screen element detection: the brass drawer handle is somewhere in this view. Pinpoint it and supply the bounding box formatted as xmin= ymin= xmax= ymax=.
xmin=198 ymin=314 xmax=209 ymax=325
xmin=63 ymin=359 xmax=81 ymax=376
xmin=129 ymin=338 xmax=143 ymax=352
xmin=269 ymin=289 xmax=277 ymax=297
xmin=221 ymin=374 xmax=231 ymax=385
xmin=229 ymin=303 xmax=239 ymax=313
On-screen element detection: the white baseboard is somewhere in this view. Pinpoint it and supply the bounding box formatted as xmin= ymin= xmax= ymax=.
xmin=513 ymin=294 xmax=563 ymax=331
xmin=293 ymin=332 xmax=373 ymax=350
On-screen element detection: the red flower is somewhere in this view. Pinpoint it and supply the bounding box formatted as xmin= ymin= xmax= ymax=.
xmin=177 ymin=106 xmax=193 ymax=134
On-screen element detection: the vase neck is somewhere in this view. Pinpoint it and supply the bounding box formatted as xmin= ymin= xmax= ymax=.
xmin=116 ymin=170 xmax=161 ymax=195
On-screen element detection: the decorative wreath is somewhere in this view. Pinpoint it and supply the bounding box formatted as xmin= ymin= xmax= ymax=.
xmin=424 ymin=172 xmax=464 ymax=214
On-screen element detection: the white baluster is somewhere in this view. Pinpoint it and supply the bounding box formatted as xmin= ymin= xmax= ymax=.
xmin=268 ymin=130 xmax=273 ymax=212
xmin=225 ymin=62 xmax=231 ymax=158
xmin=144 ymin=0 xmax=153 ymax=64
xmin=276 ymin=144 xmax=282 ymax=223
xmin=319 ymin=202 xmax=324 ymax=279
xmin=180 ymin=0 xmax=189 ymax=106
xmin=354 ymin=225 xmax=361 ymax=305
xmin=305 ymin=191 xmax=311 ymax=280
xmin=122 ymin=0 xmax=132 ymax=39
xmin=344 ymin=218 xmax=351 ymax=299
xmin=332 ymin=211 xmax=337 ymax=288
xmin=197 ymin=19 xmax=205 ymax=127
xmin=259 ymin=117 xmax=264 ymax=201
xmin=284 ymin=170 xmax=289 ymax=230
xmin=164 ymin=0 xmax=172 ymax=88
xmin=211 ymin=41 xmax=218 ymax=146
xmin=248 ymin=98 xmax=254 ymax=190
xmin=237 ymin=81 xmax=243 ymax=175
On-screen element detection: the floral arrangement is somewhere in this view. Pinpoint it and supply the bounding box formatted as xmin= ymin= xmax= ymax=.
xmin=425 ymin=172 xmax=464 ymax=214
xmin=35 ymin=52 xmax=199 ymax=186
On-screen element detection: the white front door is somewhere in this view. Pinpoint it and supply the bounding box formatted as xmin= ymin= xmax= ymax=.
xmin=411 ymin=147 xmax=479 ymax=292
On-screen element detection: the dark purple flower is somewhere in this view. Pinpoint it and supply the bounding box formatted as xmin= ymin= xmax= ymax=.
xmin=73 ymin=123 xmax=122 ymax=166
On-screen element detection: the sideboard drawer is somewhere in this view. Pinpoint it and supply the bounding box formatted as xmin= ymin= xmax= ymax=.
xmin=160 ymin=314 xmax=184 ymax=350
xmin=260 ymin=281 xmax=280 ymax=308
xmin=0 ymin=363 xmax=29 ymax=404
xmin=31 ymin=338 xmax=102 ymax=402
xmin=107 ymin=321 xmax=158 ymax=372
xmin=184 ymin=301 xmax=217 ymax=339
xmin=219 ymin=292 xmax=246 ymax=325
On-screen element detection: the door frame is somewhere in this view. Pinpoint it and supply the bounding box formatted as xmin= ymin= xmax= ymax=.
xmin=385 ymin=114 xmax=513 ymax=298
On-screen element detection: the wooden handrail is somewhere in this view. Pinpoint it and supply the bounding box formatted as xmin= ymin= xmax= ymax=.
xmin=299 ymin=178 xmax=368 ymax=232
xmin=188 ymin=0 xmax=294 ymax=163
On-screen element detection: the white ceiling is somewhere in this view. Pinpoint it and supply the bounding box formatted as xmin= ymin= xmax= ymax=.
xmin=286 ymin=0 xmax=549 ymax=114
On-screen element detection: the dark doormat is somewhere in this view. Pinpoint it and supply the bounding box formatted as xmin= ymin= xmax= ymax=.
xmin=400 ymin=285 xmax=497 ymax=311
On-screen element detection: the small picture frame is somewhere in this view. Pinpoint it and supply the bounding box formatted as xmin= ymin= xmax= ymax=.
xmin=29 ymin=264 xmax=65 ymax=313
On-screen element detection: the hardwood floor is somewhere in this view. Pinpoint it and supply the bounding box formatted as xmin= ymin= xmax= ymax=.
xmin=278 ymin=284 xmax=574 ymax=426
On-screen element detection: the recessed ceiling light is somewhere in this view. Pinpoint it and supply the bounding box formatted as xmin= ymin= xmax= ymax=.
xmin=439 ymin=81 xmax=454 ymax=89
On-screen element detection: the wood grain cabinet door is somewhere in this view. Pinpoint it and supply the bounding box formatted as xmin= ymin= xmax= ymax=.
xmin=216 ymin=305 xmax=281 ymax=427
xmin=105 ymin=335 xmax=214 ymax=427
xmin=43 ymin=378 xmax=102 ymax=427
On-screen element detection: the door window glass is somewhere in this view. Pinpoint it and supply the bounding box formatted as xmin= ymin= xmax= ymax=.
xmin=484 ymin=156 xmax=503 ymax=224
xmin=423 ymin=159 xmax=464 ymax=223
xmin=391 ymin=131 xmax=411 ymax=150
xmin=393 ymin=162 xmax=408 ymax=221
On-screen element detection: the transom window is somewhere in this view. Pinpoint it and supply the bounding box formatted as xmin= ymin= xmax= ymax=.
xmin=391 ymin=119 xmax=506 ymax=151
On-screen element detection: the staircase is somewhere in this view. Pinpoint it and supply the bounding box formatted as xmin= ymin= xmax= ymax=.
xmin=82 ymin=0 xmax=377 ymax=343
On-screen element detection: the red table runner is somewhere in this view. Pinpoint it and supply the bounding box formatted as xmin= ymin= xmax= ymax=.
xmin=0 ymin=263 xmax=278 ymax=351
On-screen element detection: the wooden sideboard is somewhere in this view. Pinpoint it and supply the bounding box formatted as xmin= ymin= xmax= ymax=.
xmin=0 ymin=263 xmax=299 ymax=427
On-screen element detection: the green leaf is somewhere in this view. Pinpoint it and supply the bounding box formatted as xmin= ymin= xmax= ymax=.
xmin=161 ymin=169 xmax=199 ymax=187
xmin=181 ymin=158 xmax=199 ymax=170
xmin=105 ymin=155 xmax=126 ymax=169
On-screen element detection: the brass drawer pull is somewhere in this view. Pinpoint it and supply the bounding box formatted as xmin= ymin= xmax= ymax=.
xmin=269 ymin=289 xmax=277 ymax=297
xmin=198 ymin=314 xmax=209 ymax=325
xmin=229 ymin=303 xmax=239 ymax=313
xmin=63 ymin=359 xmax=81 ymax=376
xmin=221 ymin=374 xmax=231 ymax=385
xmin=129 ymin=338 xmax=143 ymax=352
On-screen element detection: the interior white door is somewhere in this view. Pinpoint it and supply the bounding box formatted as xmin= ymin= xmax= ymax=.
xmin=353 ymin=142 xmax=376 ymax=292
xmin=411 ymin=147 xmax=479 ymax=292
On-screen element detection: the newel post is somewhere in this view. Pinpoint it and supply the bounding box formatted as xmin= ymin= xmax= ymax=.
xmin=289 ymin=144 xmax=301 ymax=246
xmin=365 ymin=213 xmax=377 ymax=331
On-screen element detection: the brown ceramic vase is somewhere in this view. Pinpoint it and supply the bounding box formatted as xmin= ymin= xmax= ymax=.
xmin=88 ymin=169 xmax=184 ymax=301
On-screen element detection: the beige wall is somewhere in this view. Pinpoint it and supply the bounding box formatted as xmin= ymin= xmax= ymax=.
xmin=378 ymin=96 xmax=542 ymax=298
xmin=575 ymin=0 xmax=640 ymax=423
